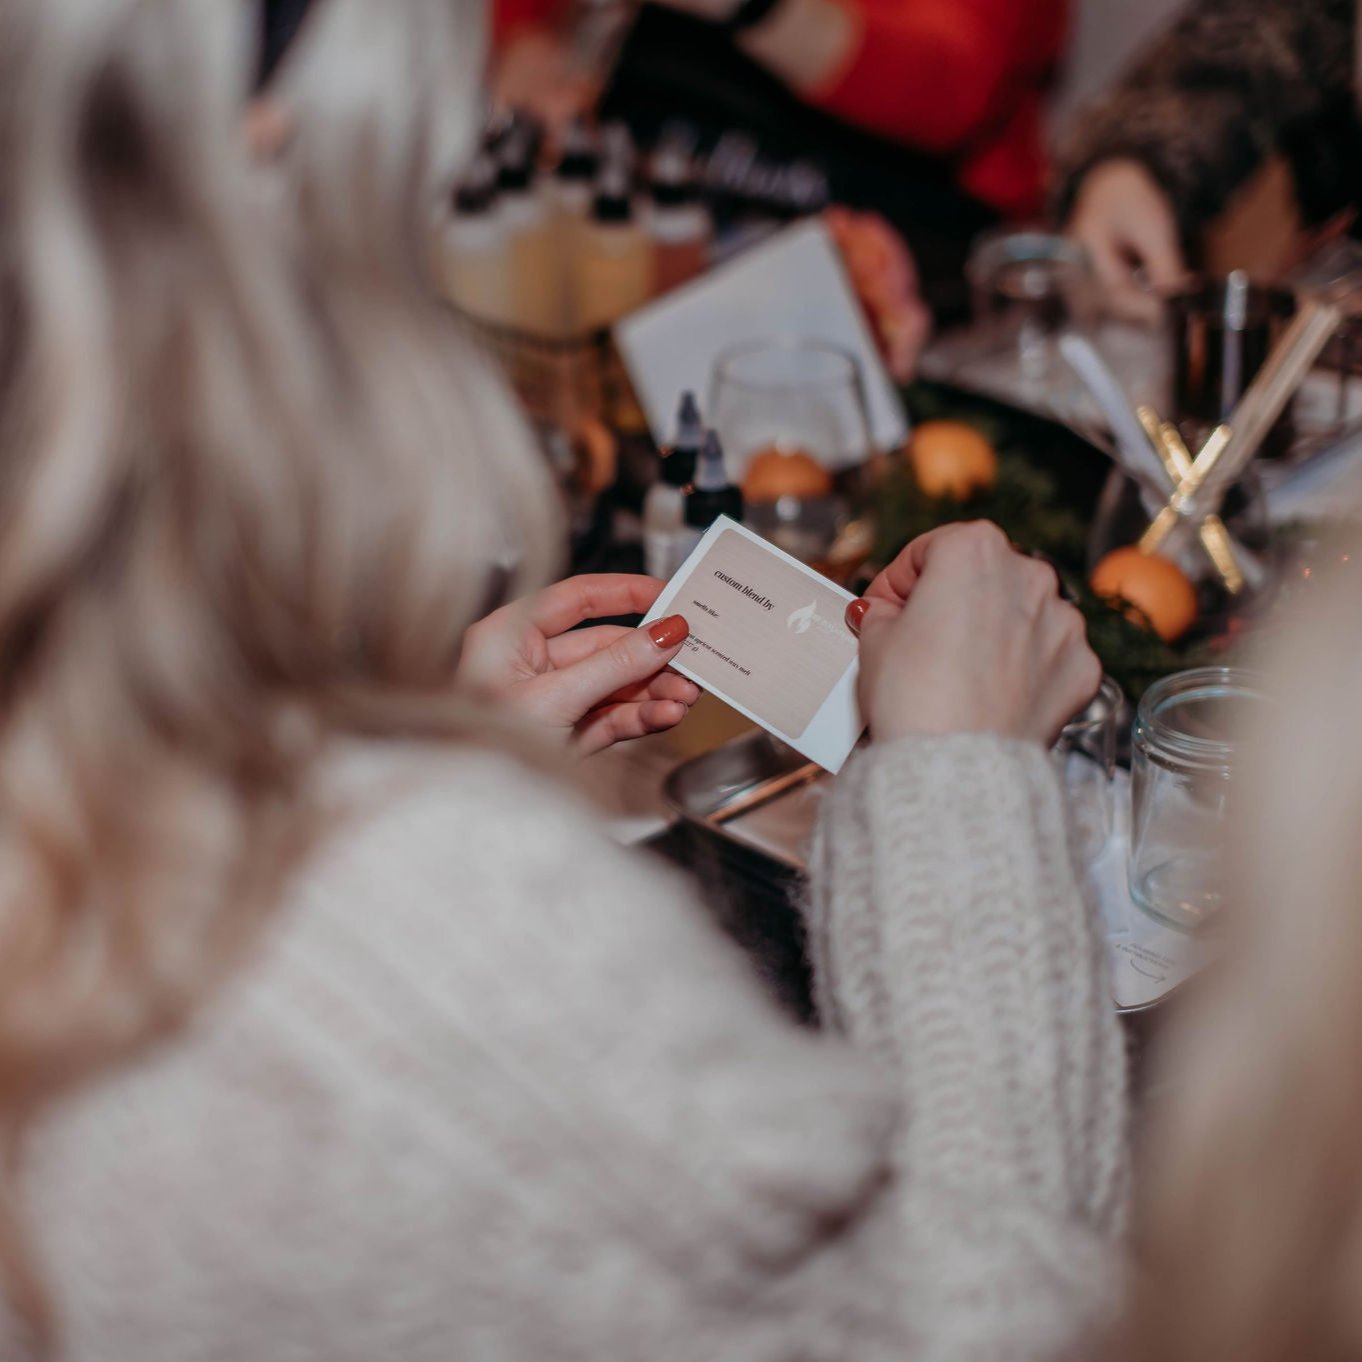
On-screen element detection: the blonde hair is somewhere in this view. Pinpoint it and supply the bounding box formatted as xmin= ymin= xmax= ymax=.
xmin=1124 ymin=551 xmax=1362 ymax=1362
xmin=0 ymin=0 xmax=558 ymax=1341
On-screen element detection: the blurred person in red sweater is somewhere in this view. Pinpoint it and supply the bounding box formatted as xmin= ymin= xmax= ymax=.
xmin=493 ymin=0 xmax=1068 ymax=306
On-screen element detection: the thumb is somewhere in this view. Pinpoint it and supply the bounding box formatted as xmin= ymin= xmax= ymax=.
xmin=846 ymin=596 xmax=903 ymax=679
xmin=845 ymin=596 xmax=899 ymax=639
xmin=535 ymin=614 xmax=690 ymax=726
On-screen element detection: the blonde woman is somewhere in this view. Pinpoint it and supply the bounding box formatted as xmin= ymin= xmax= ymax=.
xmin=0 ymin=0 xmax=1122 ymax=1358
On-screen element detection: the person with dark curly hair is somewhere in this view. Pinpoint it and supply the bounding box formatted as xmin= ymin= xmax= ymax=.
xmin=1057 ymin=0 xmax=1360 ymax=316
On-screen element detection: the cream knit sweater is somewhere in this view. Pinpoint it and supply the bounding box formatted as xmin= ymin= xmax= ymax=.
xmin=13 ymin=733 xmax=1129 ymax=1360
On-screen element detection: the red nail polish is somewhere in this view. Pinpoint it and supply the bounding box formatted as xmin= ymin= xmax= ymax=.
xmin=845 ymin=598 xmax=870 ymax=634
xmin=648 ymin=614 xmax=689 ymax=649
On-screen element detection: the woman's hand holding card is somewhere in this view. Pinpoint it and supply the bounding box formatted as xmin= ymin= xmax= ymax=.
xmin=848 ymin=522 xmax=1101 ymax=747
xmin=460 ymin=575 xmax=699 ymax=756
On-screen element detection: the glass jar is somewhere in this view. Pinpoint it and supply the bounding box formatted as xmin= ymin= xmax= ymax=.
xmin=708 ymin=338 xmax=872 ymax=563
xmin=1129 ymin=666 xmax=1266 ymax=932
xmin=709 ymin=338 xmax=874 ymax=476
xmin=965 ymin=229 xmax=1096 ymax=389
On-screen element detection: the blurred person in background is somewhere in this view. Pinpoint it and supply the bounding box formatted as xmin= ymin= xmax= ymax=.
xmin=1112 ymin=553 xmax=1362 ymax=1362
xmin=493 ymin=0 xmax=1069 ymax=302
xmin=0 ymin=0 xmax=1127 ymax=1359
xmin=1056 ymin=0 xmax=1360 ymax=317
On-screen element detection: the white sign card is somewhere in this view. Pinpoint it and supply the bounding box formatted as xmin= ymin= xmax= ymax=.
xmin=614 ymin=219 xmax=908 ymax=469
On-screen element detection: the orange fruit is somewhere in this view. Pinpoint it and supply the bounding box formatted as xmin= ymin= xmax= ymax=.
xmin=1090 ymin=547 xmax=1198 ymax=643
xmin=906 ymin=420 xmax=998 ymax=500
xmin=741 ymin=447 xmax=834 ymax=502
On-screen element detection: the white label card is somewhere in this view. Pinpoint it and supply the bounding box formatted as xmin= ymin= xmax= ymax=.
xmin=641 ymin=517 xmax=865 ymax=772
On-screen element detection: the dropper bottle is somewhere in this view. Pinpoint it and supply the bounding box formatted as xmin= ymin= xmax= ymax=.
xmin=497 ymin=127 xmax=559 ymax=335
xmin=643 ymin=391 xmax=703 ymax=578
xmin=646 ymin=140 xmax=712 ymax=297
xmin=551 ymin=119 xmax=599 ymax=333
xmin=439 ymin=156 xmax=512 ymax=323
xmin=671 ymin=429 xmax=744 ymax=574
xmin=551 ymin=118 xmax=600 ymax=220
xmin=576 ymin=164 xmax=652 ymax=333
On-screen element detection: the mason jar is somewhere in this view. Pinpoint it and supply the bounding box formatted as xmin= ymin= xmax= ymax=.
xmin=1129 ymin=666 xmax=1266 ymax=932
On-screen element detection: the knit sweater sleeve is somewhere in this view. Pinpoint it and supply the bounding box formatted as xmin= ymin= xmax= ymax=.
xmin=1052 ymin=0 xmax=1353 ymax=241
xmin=806 ymin=733 xmax=1131 ymax=1359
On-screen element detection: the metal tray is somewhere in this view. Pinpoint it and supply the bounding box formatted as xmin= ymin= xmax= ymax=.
xmin=663 ymin=729 xmax=828 ymax=872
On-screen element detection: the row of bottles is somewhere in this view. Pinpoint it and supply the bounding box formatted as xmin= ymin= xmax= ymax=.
xmin=439 ymin=115 xmax=713 ymax=338
xmin=643 ymin=391 xmax=744 ymax=579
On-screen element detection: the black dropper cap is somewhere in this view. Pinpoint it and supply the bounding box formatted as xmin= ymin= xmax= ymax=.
xmin=497 ymin=108 xmax=545 ymax=165
xmin=685 ymin=430 xmax=743 ymax=528
xmin=650 ymin=140 xmax=698 ymax=209
xmin=453 ymin=155 xmax=498 ymax=215
xmin=556 ymin=118 xmax=599 ymax=184
xmin=660 ymin=392 xmax=702 ymax=486
xmin=592 ymin=166 xmax=634 ymax=224
xmin=496 ymin=132 xmax=534 ymax=194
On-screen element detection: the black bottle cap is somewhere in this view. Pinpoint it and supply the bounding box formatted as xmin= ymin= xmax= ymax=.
xmin=659 ymin=392 xmax=703 ymax=485
xmin=496 ymin=115 xmax=542 ymax=194
xmin=592 ymin=168 xmax=634 ymax=223
xmin=454 ymin=180 xmax=493 ymax=214
xmin=660 ymin=446 xmax=696 ymax=487
xmin=650 ymin=142 xmax=698 ymax=209
xmin=453 ymin=156 xmax=498 ymax=214
xmin=556 ymin=119 xmax=599 ymax=183
xmin=684 ymin=430 xmax=742 ymax=528
xmin=651 ymin=180 xmax=697 ymax=209
xmin=497 ymin=149 xmax=533 ymax=194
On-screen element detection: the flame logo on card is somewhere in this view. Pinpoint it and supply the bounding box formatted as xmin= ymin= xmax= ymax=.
xmin=786 ymin=600 xmax=817 ymax=635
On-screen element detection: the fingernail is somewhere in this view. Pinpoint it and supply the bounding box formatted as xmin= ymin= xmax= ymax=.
xmin=648 ymin=614 xmax=689 ymax=649
xmin=845 ymin=598 xmax=870 ymax=635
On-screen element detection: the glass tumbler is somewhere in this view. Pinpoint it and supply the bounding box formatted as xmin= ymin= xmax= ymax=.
xmin=709 ymin=338 xmax=874 ymax=475
xmin=1166 ymin=274 xmax=1295 ymax=457
xmin=1129 ymin=666 xmax=1266 ymax=932
xmin=709 ymin=338 xmax=873 ymax=562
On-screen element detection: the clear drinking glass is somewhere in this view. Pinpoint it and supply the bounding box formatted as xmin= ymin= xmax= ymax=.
xmin=1129 ymin=666 xmax=1266 ymax=932
xmin=709 ymin=338 xmax=874 ymax=561
xmin=1166 ymin=275 xmax=1295 ymax=457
